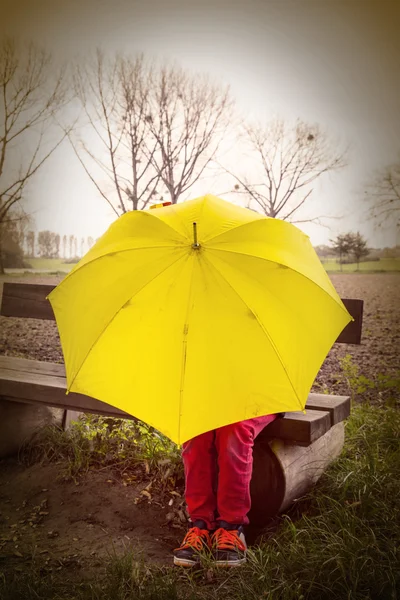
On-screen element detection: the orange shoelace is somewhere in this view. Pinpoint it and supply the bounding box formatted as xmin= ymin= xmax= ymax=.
xmin=212 ymin=528 xmax=246 ymax=551
xmin=174 ymin=527 xmax=211 ymax=552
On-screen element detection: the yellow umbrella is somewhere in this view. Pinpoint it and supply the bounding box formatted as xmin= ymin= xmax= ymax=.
xmin=48 ymin=194 xmax=351 ymax=445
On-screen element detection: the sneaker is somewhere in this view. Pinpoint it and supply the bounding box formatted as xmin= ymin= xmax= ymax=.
xmin=212 ymin=525 xmax=247 ymax=567
xmin=173 ymin=522 xmax=212 ymax=567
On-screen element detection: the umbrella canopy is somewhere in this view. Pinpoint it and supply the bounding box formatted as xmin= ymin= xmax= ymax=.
xmin=48 ymin=195 xmax=352 ymax=444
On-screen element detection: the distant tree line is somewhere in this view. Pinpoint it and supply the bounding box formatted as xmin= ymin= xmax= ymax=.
xmin=22 ymin=231 xmax=95 ymax=261
xmin=314 ymin=242 xmax=400 ymax=262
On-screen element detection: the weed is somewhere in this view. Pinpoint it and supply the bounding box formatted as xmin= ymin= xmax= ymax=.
xmin=338 ymin=353 xmax=400 ymax=405
xmin=20 ymin=414 xmax=183 ymax=490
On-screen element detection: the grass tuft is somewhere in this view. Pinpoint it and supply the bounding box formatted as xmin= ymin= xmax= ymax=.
xmin=19 ymin=414 xmax=183 ymax=489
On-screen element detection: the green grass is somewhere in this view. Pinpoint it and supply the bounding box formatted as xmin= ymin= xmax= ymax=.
xmin=2 ymin=397 xmax=399 ymax=599
xmin=24 ymin=258 xmax=77 ymax=272
xmin=20 ymin=414 xmax=184 ymax=486
xmin=322 ymin=257 xmax=400 ymax=272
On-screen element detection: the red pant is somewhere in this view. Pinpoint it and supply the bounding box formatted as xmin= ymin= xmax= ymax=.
xmin=182 ymin=414 xmax=277 ymax=529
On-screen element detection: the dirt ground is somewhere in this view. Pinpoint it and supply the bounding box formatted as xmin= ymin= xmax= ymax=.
xmin=0 ymin=461 xmax=182 ymax=577
xmin=314 ymin=273 xmax=400 ymax=398
xmin=0 ymin=273 xmax=399 ymax=575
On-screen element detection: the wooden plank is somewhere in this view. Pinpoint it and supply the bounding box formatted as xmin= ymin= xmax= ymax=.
xmin=62 ymin=409 xmax=83 ymax=430
xmin=305 ymin=393 xmax=350 ymax=426
xmin=1 ymin=357 xmax=333 ymax=444
xmin=1 ymin=395 xmax=132 ymax=421
xmin=336 ymin=298 xmax=363 ymax=344
xmin=0 ymin=355 xmax=65 ymax=377
xmin=0 ymin=358 xmax=350 ymax=427
xmin=1 ymin=283 xmax=55 ymax=320
xmin=259 ymin=410 xmax=331 ymax=446
xmin=0 ymin=368 xmax=133 ymax=419
xmin=1 ymin=283 xmax=364 ymax=345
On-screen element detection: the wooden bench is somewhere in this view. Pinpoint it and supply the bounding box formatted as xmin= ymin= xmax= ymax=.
xmin=0 ymin=282 xmax=363 ymax=525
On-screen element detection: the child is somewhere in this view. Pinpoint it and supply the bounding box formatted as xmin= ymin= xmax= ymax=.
xmin=173 ymin=413 xmax=277 ymax=567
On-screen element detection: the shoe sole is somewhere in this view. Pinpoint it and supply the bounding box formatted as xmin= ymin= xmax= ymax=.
xmin=214 ymin=557 xmax=247 ymax=567
xmin=173 ymin=556 xmax=197 ymax=567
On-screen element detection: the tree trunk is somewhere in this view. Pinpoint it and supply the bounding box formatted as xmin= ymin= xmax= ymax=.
xmin=0 ymin=235 xmax=4 ymax=275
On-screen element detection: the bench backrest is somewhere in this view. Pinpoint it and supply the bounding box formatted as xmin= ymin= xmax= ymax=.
xmin=1 ymin=282 xmax=364 ymax=344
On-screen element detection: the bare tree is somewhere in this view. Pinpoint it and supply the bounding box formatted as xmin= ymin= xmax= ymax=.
xmin=117 ymin=55 xmax=162 ymax=210
xmin=366 ymin=158 xmax=400 ymax=229
xmin=351 ymin=232 xmax=369 ymax=270
xmin=146 ymin=65 xmax=232 ymax=204
xmin=26 ymin=230 xmax=35 ymax=257
xmin=38 ymin=230 xmax=56 ymax=258
xmin=0 ymin=218 xmax=25 ymax=269
xmin=0 ymin=207 xmax=31 ymax=270
xmin=62 ymin=234 xmax=67 ymax=258
xmin=72 ymin=51 xmax=160 ymax=215
xmin=54 ymin=233 xmax=60 ymax=258
xmin=69 ymin=234 xmax=74 ymax=258
xmin=0 ymin=39 xmax=67 ymax=272
xmin=1 ymin=206 xmax=31 ymax=247
xmin=73 ymin=53 xmax=233 ymax=213
xmin=330 ymin=232 xmax=354 ymax=271
xmin=223 ymin=119 xmax=346 ymax=223
xmin=330 ymin=231 xmax=369 ymax=271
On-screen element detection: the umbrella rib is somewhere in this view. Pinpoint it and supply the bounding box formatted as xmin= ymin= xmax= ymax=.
xmin=176 ymin=202 xmax=208 ymax=443
xmin=66 ymin=252 xmax=188 ymax=394
xmin=177 ymin=253 xmax=198 ymax=444
xmin=169 ymin=203 xmax=192 ymax=240
xmin=145 ymin=208 xmax=190 ymax=239
xmin=208 ymin=247 xmax=352 ymax=321
xmin=204 ymin=254 xmax=304 ymax=412
xmin=203 ymin=214 xmax=266 ymax=243
xmin=54 ymin=245 xmax=186 ymax=290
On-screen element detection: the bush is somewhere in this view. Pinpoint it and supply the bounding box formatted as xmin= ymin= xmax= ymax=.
xmin=63 ymin=257 xmax=80 ymax=264
xmin=2 ymin=246 xmax=31 ymax=268
xmin=20 ymin=414 xmax=184 ymax=488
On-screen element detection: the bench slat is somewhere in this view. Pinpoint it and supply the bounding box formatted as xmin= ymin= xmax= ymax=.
xmin=0 ymin=367 xmax=132 ymax=419
xmin=0 ymin=355 xmax=65 ymax=376
xmin=0 ymin=356 xmax=346 ymax=445
xmin=1 ymin=282 xmax=363 ymax=345
xmin=0 ymin=356 xmax=351 ymax=423
xmin=1 ymin=283 xmax=55 ymax=320
xmin=260 ymin=410 xmax=332 ymax=446
xmin=337 ymin=298 xmax=363 ymax=344
xmin=304 ymin=393 xmax=350 ymax=425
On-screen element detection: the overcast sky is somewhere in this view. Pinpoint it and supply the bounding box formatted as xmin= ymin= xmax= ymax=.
xmin=2 ymin=0 xmax=400 ymax=248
